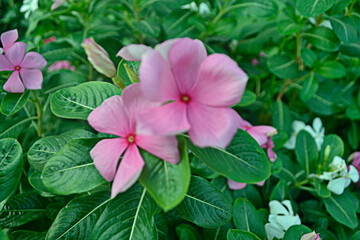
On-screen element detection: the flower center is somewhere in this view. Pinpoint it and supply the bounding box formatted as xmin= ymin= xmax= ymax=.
xmin=14 ymin=66 xmax=20 ymax=71
xmin=126 ymin=134 xmax=136 ymax=144
xmin=181 ymin=94 xmax=191 ymax=103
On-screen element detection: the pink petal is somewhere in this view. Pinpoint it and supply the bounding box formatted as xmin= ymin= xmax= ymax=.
xmin=90 ymin=138 xmax=128 ymax=181
xmin=247 ymin=128 xmax=268 ymax=146
xmin=0 ymin=55 xmax=14 ymax=71
xmin=168 ymin=38 xmax=207 ymax=93
xmin=121 ymin=83 xmax=161 ymax=130
xmin=256 ymin=180 xmax=265 ymax=186
xmin=88 ymin=95 xmax=131 ymax=137
xmin=1 ymin=29 xmax=18 ymax=52
xmin=227 ymin=179 xmax=247 ymax=190
xmin=154 ymin=39 xmax=178 ymax=62
xmin=250 ymin=126 xmax=277 ymax=137
xmin=117 ymin=44 xmax=152 ymax=61
xmin=187 ymin=102 xmax=239 ymax=149
xmin=190 ymin=54 xmax=248 ymax=107
xmin=20 ymin=52 xmax=47 ymax=69
xmin=137 ymin=101 xmax=190 ymax=136
xmin=3 ymin=71 xmax=25 ymax=93
xmin=136 ymin=135 xmax=180 ymax=164
xmin=239 ymin=116 xmax=252 ymax=129
xmin=111 ymin=145 xmax=144 ymax=198
xmin=139 ymin=50 xmax=179 ymax=102
xmin=5 ymin=42 xmax=26 ymax=66
xmin=267 ymin=148 xmax=277 ymax=162
xmin=19 ymin=69 xmax=43 ymax=89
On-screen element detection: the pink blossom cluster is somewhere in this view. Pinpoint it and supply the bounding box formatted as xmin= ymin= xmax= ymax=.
xmin=0 ymin=29 xmax=47 ymax=93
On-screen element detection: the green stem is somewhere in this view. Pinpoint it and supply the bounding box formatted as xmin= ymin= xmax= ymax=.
xmin=31 ymin=90 xmax=43 ymax=137
xmin=295 ymin=32 xmax=303 ymax=70
xmin=23 ymin=105 xmax=38 ymax=132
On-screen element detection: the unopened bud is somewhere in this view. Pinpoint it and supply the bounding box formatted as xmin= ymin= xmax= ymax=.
xmin=324 ymin=145 xmax=331 ymax=161
xmin=124 ymin=64 xmax=139 ymax=83
xmin=82 ymin=38 xmax=116 ymax=78
xmin=301 ymin=231 xmax=321 ymax=240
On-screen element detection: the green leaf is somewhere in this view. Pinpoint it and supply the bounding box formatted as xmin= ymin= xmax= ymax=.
xmin=233 ymin=199 xmax=266 ymax=239
xmin=0 ymin=117 xmax=33 ymax=139
xmin=301 ymin=48 xmax=317 ymax=68
xmin=317 ymin=61 xmax=346 ymax=79
xmin=139 ymin=137 xmax=190 ymax=211
xmin=28 ymin=129 xmax=96 ymax=172
xmin=296 ymin=0 xmax=335 ymax=17
xmin=227 ymin=229 xmax=261 ymax=240
xmin=185 ymin=129 xmax=270 ymax=183
xmin=50 ymin=82 xmax=121 ymax=120
xmin=40 ymin=41 xmax=74 ymax=63
xmin=282 ymin=225 xmax=312 ymax=240
xmin=329 ymin=16 xmax=357 ymax=44
xmin=175 ymin=224 xmax=200 ymax=240
xmin=270 ymin=180 xmax=289 ymax=201
xmin=93 ymin=184 xmax=158 ymax=240
xmin=175 ymin=176 xmax=232 ymax=228
xmin=231 ymin=0 xmax=278 ymax=17
xmin=323 ymin=194 xmax=358 ymax=228
xmin=313 ymin=178 xmax=331 ymax=198
xmin=295 ymin=130 xmax=318 ymax=177
xmin=0 ymin=91 xmax=30 ymax=116
xmin=8 ymin=230 xmax=46 ymax=240
xmin=28 ymin=170 xmax=52 ymax=195
xmin=267 ymin=54 xmax=298 ymax=79
xmin=277 ymin=20 xmax=303 ymax=35
xmin=351 ymin=230 xmax=360 ymax=240
xmin=340 ymin=41 xmax=360 ymax=57
xmin=234 ymin=185 xmax=263 ymax=209
xmin=235 ymin=90 xmax=256 ymax=107
xmin=0 ymin=192 xmax=48 ymax=228
xmin=0 ymin=228 xmax=8 ymax=240
xmin=271 ymin=100 xmax=293 ymax=136
xmin=348 ymin=121 xmax=360 ymax=150
xmin=319 ymin=134 xmax=344 ymax=168
xmin=46 ymin=191 xmax=110 ymax=240
xmin=304 ymin=27 xmax=340 ymax=52
xmin=300 ymin=73 xmax=319 ymax=101
xmin=42 ymin=138 xmax=106 ymax=195
xmin=0 ymin=139 xmax=23 ymax=202
xmin=346 ymin=105 xmax=360 ymax=120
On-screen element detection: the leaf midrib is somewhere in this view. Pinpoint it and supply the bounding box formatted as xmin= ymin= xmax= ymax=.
xmin=185 ymin=194 xmax=231 ymax=214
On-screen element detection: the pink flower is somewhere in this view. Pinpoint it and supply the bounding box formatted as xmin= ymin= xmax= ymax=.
xmin=88 ymin=83 xmax=180 ymax=198
xmin=51 ymin=0 xmax=66 ymax=10
xmin=350 ymin=152 xmax=360 ymax=184
xmin=0 ymin=42 xmax=47 ymax=93
xmin=251 ymin=58 xmax=259 ymax=66
xmin=43 ymin=36 xmax=56 ymax=44
xmin=227 ymin=179 xmax=265 ymax=190
xmin=1 ymin=29 xmax=18 ymax=53
xmin=301 ymin=231 xmax=321 ymax=240
xmin=118 ymin=38 xmax=248 ymax=148
xmin=48 ymin=60 xmax=75 ymax=72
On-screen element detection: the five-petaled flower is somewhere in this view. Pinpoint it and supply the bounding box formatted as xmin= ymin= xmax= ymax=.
xmin=88 ymin=83 xmax=180 ymax=198
xmin=118 ymin=38 xmax=248 ymax=148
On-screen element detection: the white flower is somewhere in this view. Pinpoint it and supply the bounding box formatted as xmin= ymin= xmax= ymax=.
xmin=315 ymin=156 xmax=347 ymax=181
xmin=327 ymin=165 xmax=359 ymax=195
xmin=304 ymin=118 xmax=325 ymax=151
xmin=181 ymin=2 xmax=210 ymax=16
xmin=309 ymin=18 xmax=332 ymax=29
xmin=181 ymin=2 xmax=198 ymax=11
xmin=265 ymin=200 xmax=301 ymax=240
xmin=20 ymin=0 xmax=39 ymax=19
xmin=284 ymin=120 xmax=306 ymax=149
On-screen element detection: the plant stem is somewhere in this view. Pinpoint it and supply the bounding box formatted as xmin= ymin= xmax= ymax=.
xmin=31 ymin=90 xmax=43 ymax=137
xmin=295 ymin=32 xmax=303 ymax=70
xmin=276 ymin=78 xmax=291 ymax=100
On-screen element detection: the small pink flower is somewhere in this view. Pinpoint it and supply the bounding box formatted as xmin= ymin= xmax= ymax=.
xmin=259 ymin=51 xmax=266 ymax=58
xmin=1 ymin=29 xmax=18 ymax=53
xmin=43 ymin=36 xmax=56 ymax=44
xmin=51 ymin=0 xmax=66 ymax=10
xmin=88 ymin=83 xmax=180 ymax=198
xmin=251 ymin=58 xmax=259 ymax=66
xmin=0 ymin=42 xmax=47 ymax=93
xmin=119 ymin=38 xmax=248 ymax=148
xmin=48 ymin=60 xmax=75 ymax=72
xmin=262 ymin=138 xmax=277 ymax=162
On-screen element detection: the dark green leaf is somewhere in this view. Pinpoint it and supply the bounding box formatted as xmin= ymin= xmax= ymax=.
xmin=323 ymin=194 xmax=358 ymax=228
xmin=295 ymin=130 xmax=318 ymax=177
xmin=304 ymin=27 xmax=340 ymax=52
xmin=0 ymin=117 xmax=33 ymax=139
xmin=282 ymin=225 xmax=312 ymax=240
xmin=301 ymin=48 xmax=317 ymax=68
xmin=270 ymin=180 xmax=289 ymax=201
xmin=317 ymin=61 xmax=346 ymax=79
xmin=8 ymin=230 xmax=45 ymax=240
xmin=319 ymin=134 xmax=344 ymax=168
xmin=227 ymin=229 xmax=261 ymax=240
xmin=313 ymin=179 xmax=331 ymax=198
xmin=271 ymin=100 xmax=293 ymax=136
xmin=329 ymin=16 xmax=357 ymax=44
xmin=277 ymin=20 xmax=303 ymax=35
xmin=0 ymin=91 xmax=30 ymax=116
xmin=231 ymin=0 xmax=278 ymax=17
xmin=300 ymin=73 xmax=318 ymax=101
xmin=267 ymin=54 xmax=298 ymax=79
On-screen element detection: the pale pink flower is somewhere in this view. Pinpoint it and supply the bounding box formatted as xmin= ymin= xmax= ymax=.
xmin=1 ymin=29 xmax=18 ymax=53
xmin=251 ymin=58 xmax=259 ymax=66
xmin=0 ymin=42 xmax=47 ymax=93
xmin=350 ymin=152 xmax=360 ymax=185
xmin=48 ymin=60 xmax=75 ymax=72
xmin=88 ymin=83 xmax=180 ymax=198
xmin=43 ymin=36 xmax=56 ymax=44
xmin=301 ymin=231 xmax=321 ymax=240
xmin=51 ymin=0 xmax=66 ymax=10
xmin=118 ymin=38 xmax=248 ymax=148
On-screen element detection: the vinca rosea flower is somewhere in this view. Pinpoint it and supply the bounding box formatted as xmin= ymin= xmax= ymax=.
xmin=119 ymin=38 xmax=248 ymax=148
xmin=1 ymin=29 xmax=18 ymax=53
xmin=48 ymin=60 xmax=75 ymax=72
xmin=88 ymin=84 xmax=179 ymax=198
xmin=0 ymin=40 xmax=47 ymax=93
xmin=301 ymin=231 xmax=321 ymax=240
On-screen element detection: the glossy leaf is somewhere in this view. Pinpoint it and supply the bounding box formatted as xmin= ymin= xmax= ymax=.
xmin=304 ymin=27 xmax=340 ymax=52
xmin=8 ymin=230 xmax=46 ymax=240
xmin=0 ymin=91 xmax=30 ymax=116
xmin=282 ymin=225 xmax=312 ymax=240
xmin=300 ymin=73 xmax=318 ymax=101
xmin=296 ymin=0 xmax=335 ymax=17
xmin=270 ymin=180 xmax=289 ymax=201
xmin=271 ymin=100 xmax=293 ymax=136
xmin=295 ymin=130 xmax=318 ymax=177
xmin=227 ymin=229 xmax=261 ymax=240
xmin=319 ymin=134 xmax=344 ymax=168
xmin=0 ymin=117 xmax=33 ymax=139
xmin=329 ymin=16 xmax=357 ymax=44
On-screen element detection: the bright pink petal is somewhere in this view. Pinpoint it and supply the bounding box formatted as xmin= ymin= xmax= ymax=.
xmin=90 ymin=138 xmax=128 ymax=182
xmin=187 ymin=102 xmax=239 ymax=149
xmin=239 ymin=116 xmax=252 ymax=129
xmin=190 ymin=54 xmax=248 ymax=107
xmin=117 ymin=44 xmax=152 ymax=61
xmin=20 ymin=52 xmax=47 ymax=69
xmin=1 ymin=29 xmax=18 ymax=52
xmin=136 ymin=135 xmax=180 ymax=164
xmin=137 ymin=101 xmax=190 ymax=136
xmin=154 ymin=39 xmax=178 ymax=62
xmin=3 ymin=71 xmax=24 ymax=93
xmin=139 ymin=50 xmax=180 ymax=102
xmin=0 ymin=55 xmax=14 ymax=71
xmin=5 ymin=42 xmax=26 ymax=66
xmin=88 ymin=95 xmax=131 ymax=137
xmin=111 ymin=145 xmax=144 ymax=198
xmin=121 ymin=83 xmax=161 ymax=130
xmin=227 ymin=179 xmax=247 ymax=190
xmin=168 ymin=38 xmax=207 ymax=93
xmin=19 ymin=69 xmax=43 ymax=89
xmin=250 ymin=126 xmax=277 ymax=137
xmin=247 ymin=128 xmax=268 ymax=146
xmin=267 ymin=148 xmax=277 ymax=162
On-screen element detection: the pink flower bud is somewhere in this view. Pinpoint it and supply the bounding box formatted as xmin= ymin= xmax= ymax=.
xmin=82 ymin=38 xmax=116 ymax=78
xmin=251 ymin=58 xmax=259 ymax=66
xmin=301 ymin=231 xmax=321 ymax=240
xmin=43 ymin=36 xmax=56 ymax=44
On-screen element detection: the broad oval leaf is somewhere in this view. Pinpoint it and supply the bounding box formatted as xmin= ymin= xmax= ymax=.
xmin=42 ymin=138 xmax=106 ymax=195
xmin=46 ymin=191 xmax=110 ymax=240
xmin=233 ymin=199 xmax=266 ymax=239
xmin=227 ymin=229 xmax=261 ymax=240
xmin=277 ymin=20 xmax=303 ymax=35
xmin=329 ymin=16 xmax=357 ymax=44
xmin=0 ymin=192 xmax=48 ymax=228
xmin=271 ymin=100 xmax=293 ymax=137
xmin=50 ymin=82 xmax=121 ymax=120
xmin=0 ymin=91 xmax=30 ymax=116
xmin=282 ymin=225 xmax=312 ymax=240
xmin=0 ymin=138 xmax=23 ymax=202
xmin=270 ymin=180 xmax=289 ymax=201
xmin=296 ymin=0 xmax=335 ymax=17
xmin=267 ymin=54 xmax=298 ymax=79
xmin=317 ymin=61 xmax=346 ymax=79
xmin=0 ymin=117 xmax=34 ymax=139
xmin=8 ymin=230 xmax=46 ymax=240
xmin=28 ymin=129 xmax=96 ymax=172
xmin=93 ymin=184 xmax=158 ymax=240
xmin=185 ymin=129 xmax=270 ymax=183
xmin=304 ymin=27 xmax=340 ymax=52
xmin=323 ymin=194 xmax=358 ymax=229
xmin=300 ymin=73 xmax=318 ymax=101
xmin=295 ymin=130 xmax=318 ymax=177
xmin=139 ymin=137 xmax=191 ymax=211
xmin=175 ymin=176 xmax=232 ymax=228
xmin=319 ymin=134 xmax=344 ymax=168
